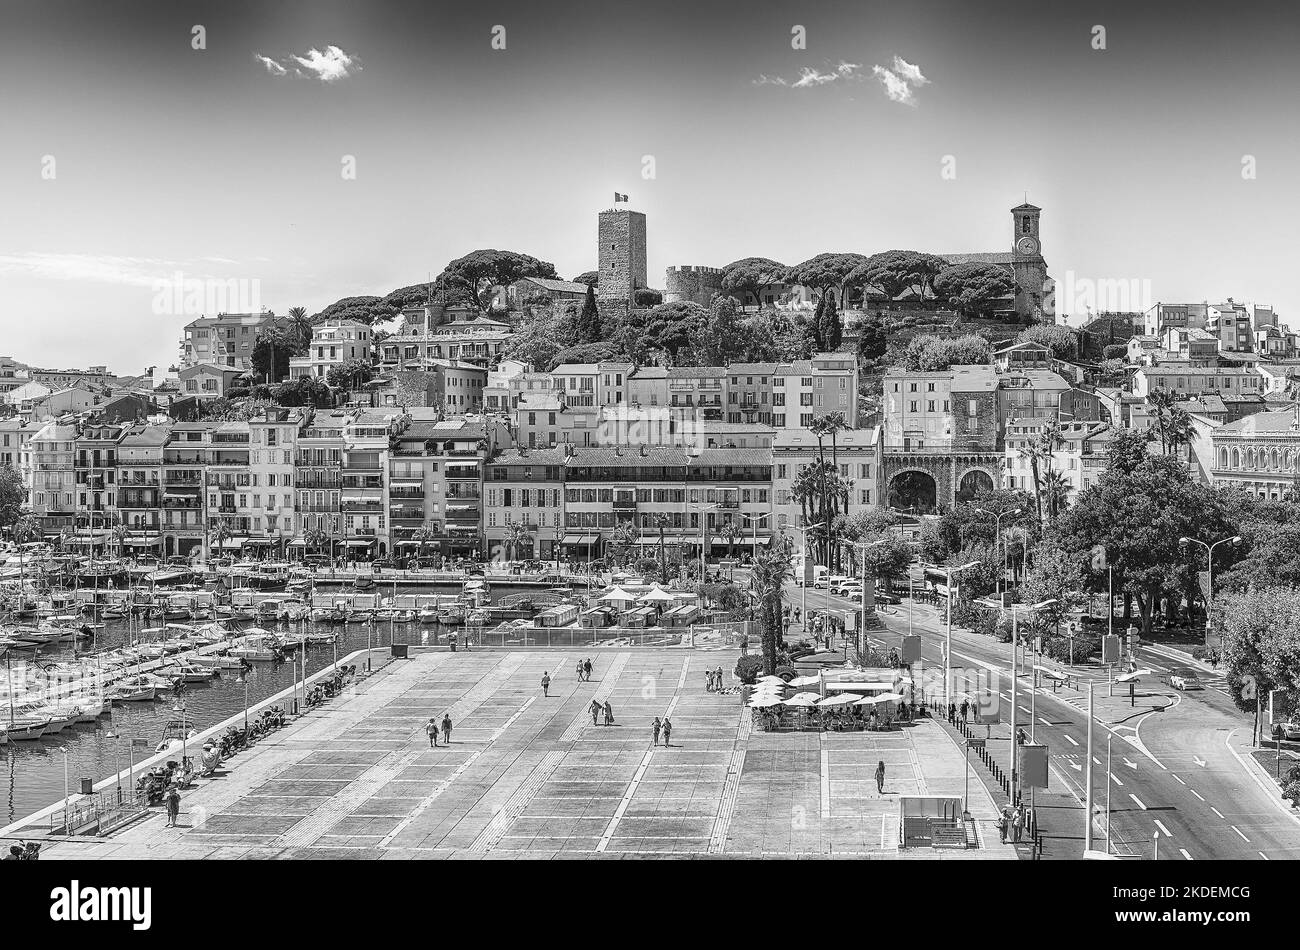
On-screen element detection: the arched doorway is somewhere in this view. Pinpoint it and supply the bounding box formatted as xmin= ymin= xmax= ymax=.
xmin=956 ymin=470 xmax=995 ymax=504
xmin=888 ymin=470 xmax=938 ymax=513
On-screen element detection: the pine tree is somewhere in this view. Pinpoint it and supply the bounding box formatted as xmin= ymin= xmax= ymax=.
xmin=579 ymin=284 xmax=602 ymax=343
xmin=819 ymin=291 xmax=842 ymax=351
xmin=811 ymin=293 xmax=827 ymax=351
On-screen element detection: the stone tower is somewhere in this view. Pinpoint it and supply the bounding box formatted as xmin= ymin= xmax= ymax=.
xmin=598 ymin=209 xmax=647 ymax=302
xmin=1010 ymin=203 xmax=1047 ymax=320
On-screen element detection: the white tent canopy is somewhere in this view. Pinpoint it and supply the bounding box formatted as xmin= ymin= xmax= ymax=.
xmin=597 ymin=586 xmax=637 ymax=602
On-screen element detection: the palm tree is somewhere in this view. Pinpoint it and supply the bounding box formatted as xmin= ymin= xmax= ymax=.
xmin=610 ymin=519 xmax=638 ymax=569
xmin=808 ymin=416 xmax=833 ymax=565
xmin=13 ymin=514 xmax=41 ymax=592
xmin=652 ymin=512 xmax=672 ymax=583
xmin=751 ymin=533 xmax=794 ymax=675
xmin=504 ymin=521 xmax=531 ymax=564
xmin=791 ymin=466 xmax=819 ymax=529
xmin=112 ymin=522 xmax=130 ymax=561
xmin=820 ymin=411 xmax=847 ymax=570
xmin=1018 ymin=421 xmax=1062 ymax=529
xmin=1042 ymin=470 xmax=1072 ymax=519
xmin=720 ymin=520 xmax=742 ymax=563
xmin=287 ymin=306 xmax=314 ymax=353
xmin=211 ymin=522 xmax=232 ymax=561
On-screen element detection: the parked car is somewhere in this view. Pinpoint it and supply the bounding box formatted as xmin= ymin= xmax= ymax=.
xmin=826 ymin=576 xmax=854 ymax=595
xmin=875 ymin=592 xmax=902 ymax=605
xmin=1170 ymin=669 xmax=1203 ymax=690
xmin=1279 ymin=722 xmax=1300 ymax=741
xmin=841 ymin=585 xmax=865 ymax=602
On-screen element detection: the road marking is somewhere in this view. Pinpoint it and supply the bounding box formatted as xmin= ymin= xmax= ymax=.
xmin=1064 ymin=734 xmax=1078 ymax=746
xmin=1193 ymin=755 xmax=1206 ymax=767
xmin=1171 ymin=774 xmax=1186 ymax=785
xmin=1190 ymin=789 xmax=1205 ymax=801
xmin=1232 ymin=825 xmax=1250 ymax=842
xmin=1123 ymin=757 xmax=1137 ymax=770
xmin=1129 ymin=794 xmax=1147 ymax=810
xmin=820 ymin=748 xmax=831 ymax=820
xmin=1210 ymin=807 xmax=1225 ymax=819
xmin=998 ymin=692 xmax=1010 ymax=701
xmin=1154 ymin=820 xmax=1171 ymax=837
xmin=1180 ymin=848 xmax=1193 ymax=860
xmin=1260 ymin=852 xmax=1270 ymax=860
xmin=1110 ymin=772 xmax=1123 ymax=786
xmin=596 ymin=749 xmax=655 ymax=852
xmin=1093 ymin=756 xmax=1102 ymax=766
xmin=1069 ymin=761 xmax=1082 ymax=771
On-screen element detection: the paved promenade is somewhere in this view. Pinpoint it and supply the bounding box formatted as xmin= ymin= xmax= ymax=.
xmin=30 ymin=649 xmax=1016 ymax=860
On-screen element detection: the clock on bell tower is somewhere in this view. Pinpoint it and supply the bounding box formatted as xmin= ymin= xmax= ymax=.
xmin=1012 ymin=203 xmax=1041 ymax=258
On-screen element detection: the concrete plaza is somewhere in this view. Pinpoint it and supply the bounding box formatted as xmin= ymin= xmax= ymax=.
xmin=31 ymin=649 xmax=1017 ymax=860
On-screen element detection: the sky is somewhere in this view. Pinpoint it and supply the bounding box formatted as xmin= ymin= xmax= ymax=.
xmin=1 ymin=0 xmax=1298 ymax=374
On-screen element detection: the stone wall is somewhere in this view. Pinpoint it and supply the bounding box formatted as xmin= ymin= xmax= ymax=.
xmin=664 ymin=265 xmax=725 ymax=306
xmin=388 ymin=371 xmax=440 ymax=409
xmin=598 ymin=209 xmax=647 ymax=302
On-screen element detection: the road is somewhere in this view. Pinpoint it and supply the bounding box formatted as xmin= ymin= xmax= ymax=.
xmin=784 ymin=579 xmax=1300 ymax=860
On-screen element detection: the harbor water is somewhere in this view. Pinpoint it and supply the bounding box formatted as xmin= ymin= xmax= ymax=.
xmin=1 ymin=581 xmax=550 ymax=825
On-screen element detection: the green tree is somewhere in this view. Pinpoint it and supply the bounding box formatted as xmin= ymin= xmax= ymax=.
xmin=576 ymin=284 xmax=602 ymax=344
xmin=1147 ymin=388 xmax=1196 ymax=455
xmin=572 ymin=271 xmax=599 ymax=287
xmin=251 ymin=324 xmax=294 ymax=383
xmin=0 ymin=465 xmax=27 ymax=529
xmin=503 ymin=305 xmax=580 ymax=372
xmin=1218 ymin=586 xmax=1300 ymax=744
xmin=818 ymin=291 xmax=842 ymax=351
xmin=719 ymin=257 xmax=786 ymax=311
xmin=326 ymin=358 xmax=375 ymax=394
xmin=313 ymin=295 xmax=400 ymax=326
xmin=1016 ymin=324 xmax=1079 ymax=361
xmin=848 ymin=250 xmax=948 ymax=302
xmin=437 ymin=249 xmax=560 ymax=313
xmin=783 ymin=253 xmax=870 ymax=307
xmin=632 ymin=302 xmax=708 ymax=363
xmin=652 ymin=512 xmax=672 ymax=583
xmin=856 ymin=317 xmax=888 ymax=363
xmin=690 ymin=294 xmax=745 ymax=366
xmin=1021 ymin=545 xmax=1087 ymax=629
xmin=897 ymin=334 xmax=992 ymax=371
xmin=932 ymin=263 xmax=1018 ymax=319
xmin=751 ymin=534 xmax=794 ymax=675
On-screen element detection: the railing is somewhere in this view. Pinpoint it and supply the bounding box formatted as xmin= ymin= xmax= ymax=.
xmin=341 ymin=501 xmax=384 ymax=512
xmin=51 ymin=786 xmax=148 ymax=836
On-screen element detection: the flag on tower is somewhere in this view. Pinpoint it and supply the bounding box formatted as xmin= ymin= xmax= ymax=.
xmin=614 ymin=192 xmax=628 ymax=203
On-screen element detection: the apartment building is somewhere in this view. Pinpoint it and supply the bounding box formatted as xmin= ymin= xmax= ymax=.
xmin=772 ymin=427 xmax=881 ymax=536
xmin=773 ymin=353 xmax=859 ymax=428
xmin=73 ymin=422 xmax=125 ymax=546
xmin=116 ymin=422 xmax=169 ymax=549
xmin=181 ymin=312 xmax=275 ymax=370
xmin=483 ymin=446 xmax=567 ymax=561
xmin=1132 ymin=365 xmax=1263 ymax=398
xmin=725 ymin=362 xmax=778 ymax=425
xmin=28 ymin=422 xmax=78 ymax=537
xmin=294 ymin=410 xmax=348 ymax=550
xmin=160 ymin=422 xmax=208 ymax=557
xmin=289 ymin=319 xmax=373 ymax=381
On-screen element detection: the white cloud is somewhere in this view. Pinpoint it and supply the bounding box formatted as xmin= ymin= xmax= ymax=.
xmin=0 ymin=253 xmax=238 ymax=288
xmin=871 ymin=56 xmax=929 ymax=106
xmin=759 ymin=60 xmax=862 ymax=89
xmin=872 ymin=66 xmax=915 ymax=105
xmin=254 ymin=53 xmax=287 ymax=77
xmin=891 ymin=56 xmax=929 ymax=87
xmin=289 ymin=45 xmax=361 ymax=82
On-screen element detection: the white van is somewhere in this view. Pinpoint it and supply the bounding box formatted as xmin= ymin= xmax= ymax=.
xmin=811 ymin=566 xmax=831 ymax=588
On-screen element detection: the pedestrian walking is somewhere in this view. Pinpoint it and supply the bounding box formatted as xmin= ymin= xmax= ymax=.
xmin=997 ymin=807 xmax=1010 ymax=843
xmin=960 ymin=699 xmax=969 ymax=723
xmin=425 ymin=717 xmax=438 ymax=747
xmin=591 ymin=699 xmax=600 ymax=725
xmin=584 ymin=658 xmax=593 ymax=681
xmin=603 ymin=700 xmax=614 ymax=726
xmin=652 ymin=717 xmax=662 ymax=746
xmin=794 ymin=606 xmax=801 ymax=624
xmin=541 ymin=672 xmax=551 ymax=697
xmin=661 ymin=717 xmax=672 ymax=747
xmin=441 ymin=713 xmax=452 ymax=745
xmin=164 ymin=785 xmax=181 ymax=828
xmin=947 ymin=702 xmax=956 ymax=724
xmin=705 ymin=669 xmax=714 ymax=692
xmin=875 ymin=760 xmax=886 ymax=794
xmin=716 ymin=666 xmax=725 ymax=691
xmin=1011 ymin=805 xmax=1024 ymax=843
xmin=739 ymin=633 xmax=748 ymax=656
xmin=576 ymin=658 xmax=585 ymax=681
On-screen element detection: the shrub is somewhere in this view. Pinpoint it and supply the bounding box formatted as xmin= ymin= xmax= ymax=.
xmin=1190 ymin=646 xmax=1220 ymax=665
xmin=1102 ymin=343 xmax=1127 ymax=360
xmin=734 ymin=655 xmax=764 ymax=685
xmin=1282 ymin=780 xmax=1300 ymax=809
xmin=775 ymin=665 xmax=797 ymax=681
xmin=633 ymin=289 xmax=663 ymax=307
xmin=1043 ymin=634 xmax=1099 ymax=664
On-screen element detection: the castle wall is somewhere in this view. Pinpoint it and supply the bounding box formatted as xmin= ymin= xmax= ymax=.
xmin=598 ymin=210 xmax=647 ymax=302
xmin=664 ymin=265 xmax=724 ymax=306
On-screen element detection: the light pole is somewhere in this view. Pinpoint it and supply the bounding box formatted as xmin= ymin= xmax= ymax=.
xmin=1178 ymin=534 xmax=1241 ymax=649
xmin=853 ymin=538 xmax=887 ymax=658
xmin=690 ymin=502 xmax=718 ymax=583
xmin=944 ymin=560 xmax=981 ymax=710
xmin=1010 ymin=598 xmax=1056 ymax=805
xmin=975 ymin=507 xmax=1021 ymax=596
xmin=739 ymin=510 xmax=771 ymax=566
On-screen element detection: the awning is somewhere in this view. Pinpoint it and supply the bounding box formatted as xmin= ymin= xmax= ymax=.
xmin=396 ymin=540 xmax=421 ymax=547
xmin=560 ymin=534 xmax=599 ymax=546
xmin=287 ymin=539 xmax=308 ymax=547
xmin=124 ymin=536 xmax=161 ymax=546
xmin=344 ymin=539 xmax=375 ymax=548
xmin=217 ymin=536 xmax=249 ymax=550
xmin=244 ymin=538 xmax=275 ymax=545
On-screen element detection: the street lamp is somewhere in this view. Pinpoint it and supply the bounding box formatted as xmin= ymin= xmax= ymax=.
xmin=944 ymin=560 xmax=981 ymax=710
xmin=853 ymin=538 xmax=887 ymax=658
xmin=689 ymin=502 xmax=719 ymax=583
xmin=739 ymin=510 xmax=771 ymax=566
xmin=975 ymin=507 xmax=1021 ymax=596
xmin=1178 ymin=535 xmax=1241 ymax=649
xmin=1009 ymin=597 xmax=1057 ymax=808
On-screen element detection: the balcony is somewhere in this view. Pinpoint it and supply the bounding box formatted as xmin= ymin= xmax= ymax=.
xmin=341 ymin=501 xmax=384 ymax=513
xmin=446 ymin=506 xmax=480 ymax=522
xmin=162 ymin=500 xmax=202 ymax=510
xmin=390 ymin=510 xmax=425 ymax=523
xmin=389 ymin=488 xmax=424 ymax=499
xmin=164 ymin=474 xmax=202 ymax=486
xmin=612 ymin=498 xmax=637 ymax=511
xmin=217 ymin=505 xmax=237 ymax=513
